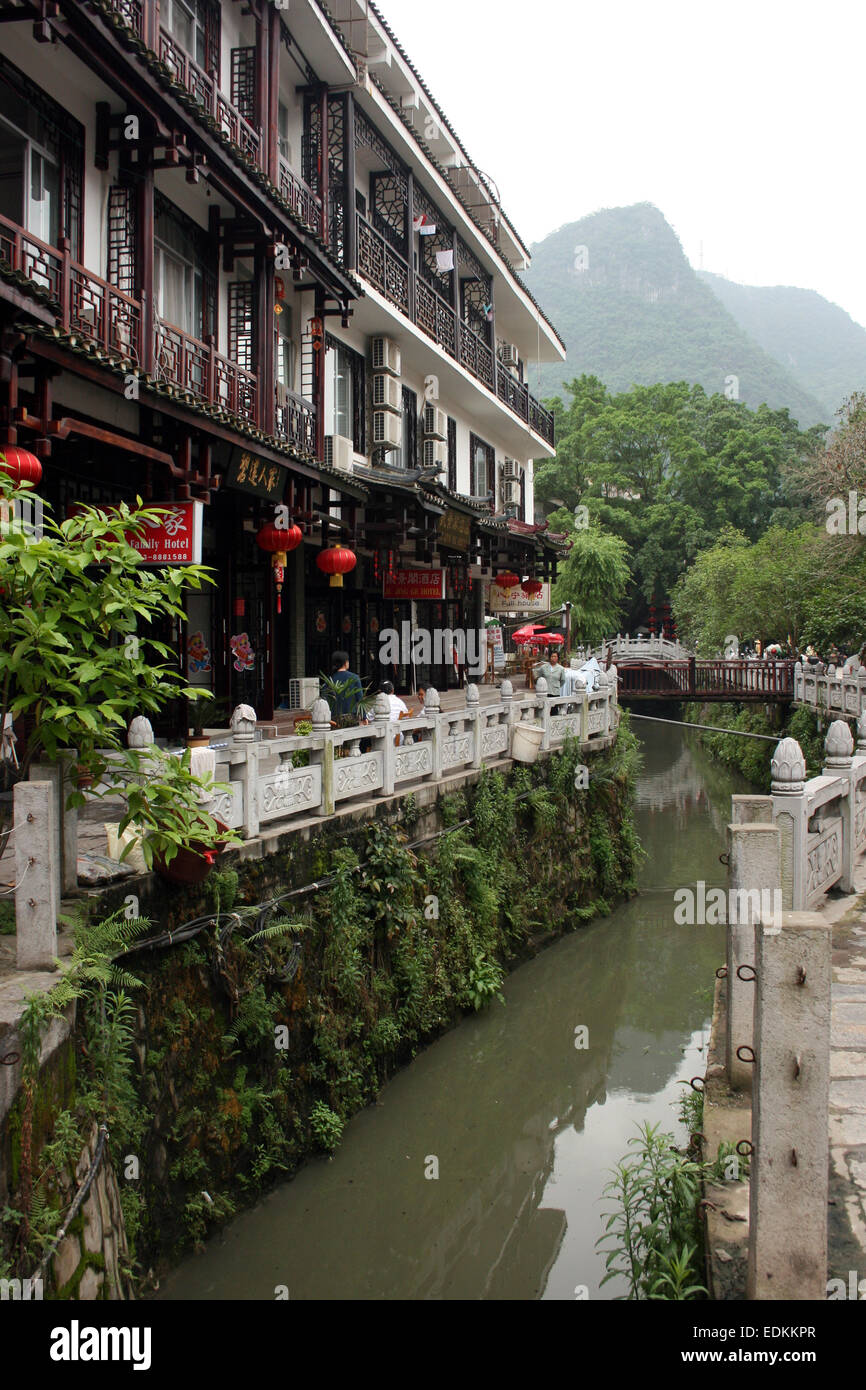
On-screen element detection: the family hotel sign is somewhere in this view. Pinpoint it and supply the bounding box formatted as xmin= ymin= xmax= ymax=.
xmin=130 ymin=501 xmax=203 ymax=564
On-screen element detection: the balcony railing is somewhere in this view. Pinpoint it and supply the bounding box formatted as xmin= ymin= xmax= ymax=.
xmin=356 ymin=213 xmax=555 ymax=449
xmin=106 ymin=0 xmax=144 ymax=35
xmin=0 ymin=214 xmax=142 ymax=365
xmin=278 ymin=158 xmax=321 ymax=231
xmin=154 ymin=321 xmax=257 ymax=424
xmin=275 ymin=385 xmax=316 ymax=454
xmin=158 ymin=27 xmax=262 ymax=167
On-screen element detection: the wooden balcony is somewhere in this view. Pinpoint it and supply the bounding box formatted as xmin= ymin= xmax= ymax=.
xmin=274 ymin=385 xmax=316 ymax=455
xmin=153 ymin=321 xmax=257 ymax=424
xmin=0 ymin=213 xmax=142 ymax=364
xmin=277 ymin=159 xmax=321 ymax=232
xmin=157 ymin=27 xmax=262 ymax=167
xmin=356 ymin=214 xmax=555 ymax=449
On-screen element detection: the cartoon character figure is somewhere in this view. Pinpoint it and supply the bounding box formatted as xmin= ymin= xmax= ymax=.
xmin=230 ymin=632 xmax=255 ymax=673
xmin=187 ymin=630 xmax=212 ymax=675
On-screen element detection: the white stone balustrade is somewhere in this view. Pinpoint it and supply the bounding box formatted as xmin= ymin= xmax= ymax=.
xmin=793 ymin=659 xmax=866 ymax=718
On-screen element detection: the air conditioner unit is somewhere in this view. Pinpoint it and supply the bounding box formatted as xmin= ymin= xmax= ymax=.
xmin=324 ymin=433 xmax=354 ymax=472
xmin=423 ymin=438 xmax=447 ymax=470
xmin=498 ymin=341 xmax=520 ymax=371
xmin=371 ymin=336 xmax=401 ymax=376
xmin=502 ymin=477 xmax=520 ymax=505
xmin=373 ymin=410 xmax=402 ymax=450
xmin=373 ymin=373 xmax=401 ymax=412
xmin=423 ymin=404 xmax=447 ymax=440
xmin=502 ymin=457 xmax=520 ymax=480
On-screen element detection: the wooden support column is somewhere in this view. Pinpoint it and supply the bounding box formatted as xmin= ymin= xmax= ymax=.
xmin=406 ymin=167 xmax=415 ymax=322
xmin=314 ymin=288 xmax=326 ymax=462
xmin=257 ymin=242 xmax=274 ymax=436
xmin=345 ymin=91 xmax=357 ymax=272
xmin=139 ymin=169 xmax=155 ymax=377
xmin=266 ymin=2 xmax=279 ymax=186
xmin=319 ymin=86 xmax=329 ymax=250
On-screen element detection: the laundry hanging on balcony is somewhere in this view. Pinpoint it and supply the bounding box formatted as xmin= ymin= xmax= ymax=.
xmin=435 ymin=249 xmax=455 ymax=273
xmin=413 ymin=213 xmax=437 ymax=235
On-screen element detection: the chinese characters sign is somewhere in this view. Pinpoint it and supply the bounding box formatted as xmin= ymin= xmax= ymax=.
xmin=487 ymin=581 xmax=551 ymax=614
xmin=226 ymin=450 xmax=288 ymax=500
xmin=383 ymin=569 xmax=446 ymax=601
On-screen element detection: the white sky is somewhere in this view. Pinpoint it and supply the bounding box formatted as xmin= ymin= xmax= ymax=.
xmin=375 ymin=0 xmax=866 ymax=327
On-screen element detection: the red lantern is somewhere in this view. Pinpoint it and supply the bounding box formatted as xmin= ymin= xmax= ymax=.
xmin=494 ymin=571 xmax=520 ymax=589
xmin=316 ymin=544 xmax=356 ymax=589
xmin=0 ymin=447 xmax=42 ymax=486
xmin=256 ymin=522 xmax=302 ymax=614
xmin=522 ymin=579 xmax=543 ymax=598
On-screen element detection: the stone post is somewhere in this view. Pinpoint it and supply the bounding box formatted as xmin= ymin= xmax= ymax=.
xmin=15 ymin=780 xmax=58 ymax=971
xmin=822 ymin=719 xmax=855 ymax=892
xmin=726 ymin=818 xmax=781 ymax=1092
xmin=28 ymin=762 xmax=62 ymax=909
xmin=56 ymin=752 xmax=79 ymax=895
xmin=535 ymin=677 xmax=550 ymax=751
xmin=466 ymin=683 xmax=482 ymax=769
xmin=770 ymin=737 xmax=807 ymax=911
xmin=231 ymin=704 xmax=259 ymax=838
xmin=374 ymin=692 xmax=395 ymax=796
xmin=858 ymin=708 xmax=866 ymax=756
xmin=426 ymin=688 xmax=442 ymax=779
xmin=500 ymin=679 xmax=517 ymax=731
xmin=310 ymin=698 xmax=334 ymax=817
xmin=747 ymin=912 xmax=832 ymax=1300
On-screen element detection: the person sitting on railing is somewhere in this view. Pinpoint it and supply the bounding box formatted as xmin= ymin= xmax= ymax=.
xmin=381 ymin=680 xmax=410 ymax=746
xmin=843 ymin=644 xmax=866 ymax=675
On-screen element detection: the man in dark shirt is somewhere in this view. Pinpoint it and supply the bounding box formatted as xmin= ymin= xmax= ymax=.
xmin=329 ymin=651 xmax=364 ymax=720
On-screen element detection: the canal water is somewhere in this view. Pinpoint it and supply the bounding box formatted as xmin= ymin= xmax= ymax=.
xmin=160 ymin=725 xmax=752 ymax=1301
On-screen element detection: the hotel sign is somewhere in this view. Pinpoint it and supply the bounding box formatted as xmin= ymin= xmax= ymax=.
xmin=226 ymin=449 xmax=288 ymax=501
xmin=65 ymin=500 xmax=203 ymax=564
xmin=488 ymin=581 xmax=551 ymax=614
xmin=383 ymin=569 xmax=446 ymax=601
xmin=437 ymin=509 xmax=472 ymax=552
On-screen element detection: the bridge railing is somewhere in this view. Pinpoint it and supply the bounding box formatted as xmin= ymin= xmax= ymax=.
xmin=794 ymin=660 xmax=866 ymax=719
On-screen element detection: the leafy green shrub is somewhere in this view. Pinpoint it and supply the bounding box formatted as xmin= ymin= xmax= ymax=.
xmin=310 ymin=1100 xmax=344 ymax=1153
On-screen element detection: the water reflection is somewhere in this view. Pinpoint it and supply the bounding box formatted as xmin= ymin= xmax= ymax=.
xmin=158 ymin=728 xmax=750 ymax=1301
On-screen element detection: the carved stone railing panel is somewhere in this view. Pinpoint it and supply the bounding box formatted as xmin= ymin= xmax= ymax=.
xmin=334 ymin=753 xmax=384 ymax=801
xmin=259 ymin=765 xmax=322 ymax=821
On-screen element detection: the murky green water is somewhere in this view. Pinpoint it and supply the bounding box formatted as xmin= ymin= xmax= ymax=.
xmin=159 ymin=726 xmax=750 ymax=1300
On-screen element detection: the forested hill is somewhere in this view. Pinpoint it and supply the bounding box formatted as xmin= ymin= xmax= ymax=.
xmin=523 ymin=204 xmax=830 ymax=428
xmin=696 ymin=271 xmax=866 ymax=423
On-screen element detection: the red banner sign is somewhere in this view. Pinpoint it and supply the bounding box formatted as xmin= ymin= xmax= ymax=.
xmin=66 ymin=500 xmax=203 ymax=564
xmin=383 ymin=568 xmax=445 ymax=601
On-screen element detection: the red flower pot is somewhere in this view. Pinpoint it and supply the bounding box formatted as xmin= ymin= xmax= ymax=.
xmin=153 ymin=821 xmax=230 ymax=885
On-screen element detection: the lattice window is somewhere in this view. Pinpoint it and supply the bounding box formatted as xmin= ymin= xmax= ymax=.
xmin=228 ymin=281 xmax=254 ymax=371
xmin=303 ymin=93 xmax=321 ymax=198
xmin=447 ymin=416 xmax=457 ymax=494
xmin=457 ymin=236 xmax=489 ymax=285
xmin=107 ymin=185 xmax=137 ymax=296
xmin=327 ymin=94 xmax=346 ymax=261
xmin=0 ymin=52 xmax=83 ymax=258
xmin=371 ymin=173 xmax=407 ymax=256
xmin=231 ymin=47 xmax=256 ymax=123
xmin=204 ymin=0 xmax=220 ymax=75
xmin=462 ymin=277 xmax=492 ymax=342
xmin=354 ymin=106 xmax=408 ymax=191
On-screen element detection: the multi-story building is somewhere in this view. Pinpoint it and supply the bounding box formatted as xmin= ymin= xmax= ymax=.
xmin=0 ymin=0 xmax=565 ymax=723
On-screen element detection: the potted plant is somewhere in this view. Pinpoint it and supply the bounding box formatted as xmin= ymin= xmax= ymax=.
xmin=186 ymin=692 xmax=215 ymax=747
xmin=113 ymin=746 xmax=239 ymax=884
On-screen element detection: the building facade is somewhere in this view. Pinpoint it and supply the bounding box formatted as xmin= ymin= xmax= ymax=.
xmin=0 ymin=0 xmax=565 ymax=725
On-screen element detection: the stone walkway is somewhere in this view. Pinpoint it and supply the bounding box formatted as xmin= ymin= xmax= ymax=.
xmin=827 ymin=879 xmax=866 ymax=1280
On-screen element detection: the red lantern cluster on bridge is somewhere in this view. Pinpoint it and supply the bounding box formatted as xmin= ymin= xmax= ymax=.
xmin=257 ymin=521 xmax=302 ymax=614
xmin=316 ymin=543 xmax=356 ymax=589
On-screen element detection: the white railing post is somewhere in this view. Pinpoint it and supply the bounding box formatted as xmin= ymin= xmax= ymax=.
xmin=747 ymin=911 xmax=832 ymax=1300
xmin=310 ymin=698 xmax=334 ymax=817
xmin=535 ymin=677 xmax=551 ymax=750
xmin=15 ymin=780 xmax=57 ymax=971
xmin=823 ymin=719 xmax=855 ymax=891
xmin=466 ymin=683 xmax=482 ymax=769
xmin=374 ymin=693 xmax=395 ymax=796
xmin=231 ymin=704 xmax=259 ymax=838
xmin=770 ymin=737 xmax=808 ymax=910
xmin=426 ymin=688 xmax=442 ymax=780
